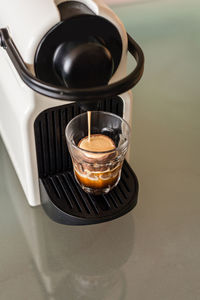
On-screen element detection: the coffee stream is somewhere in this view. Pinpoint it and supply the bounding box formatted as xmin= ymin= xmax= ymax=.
xmin=87 ymin=111 xmax=91 ymax=142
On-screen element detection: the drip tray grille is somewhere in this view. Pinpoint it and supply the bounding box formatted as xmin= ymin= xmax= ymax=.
xmin=40 ymin=160 xmax=138 ymax=225
xmin=35 ymin=98 xmax=138 ymax=225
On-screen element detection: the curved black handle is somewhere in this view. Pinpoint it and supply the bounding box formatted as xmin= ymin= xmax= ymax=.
xmin=0 ymin=28 xmax=144 ymax=101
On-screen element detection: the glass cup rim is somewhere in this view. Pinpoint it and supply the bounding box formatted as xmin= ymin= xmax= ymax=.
xmin=65 ymin=110 xmax=131 ymax=155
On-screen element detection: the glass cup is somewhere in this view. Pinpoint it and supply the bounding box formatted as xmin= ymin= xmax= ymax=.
xmin=65 ymin=111 xmax=131 ymax=195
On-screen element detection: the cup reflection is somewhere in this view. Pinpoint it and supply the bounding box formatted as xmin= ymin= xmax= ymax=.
xmin=2 ymin=137 xmax=134 ymax=300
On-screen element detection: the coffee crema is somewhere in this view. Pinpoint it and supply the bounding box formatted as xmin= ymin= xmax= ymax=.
xmin=78 ymin=134 xmax=115 ymax=152
xmin=74 ymin=133 xmax=121 ymax=191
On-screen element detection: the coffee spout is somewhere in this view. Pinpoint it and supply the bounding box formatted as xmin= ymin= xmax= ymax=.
xmin=78 ymin=100 xmax=101 ymax=112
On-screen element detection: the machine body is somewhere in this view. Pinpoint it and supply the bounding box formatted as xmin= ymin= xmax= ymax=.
xmin=0 ymin=0 xmax=144 ymax=224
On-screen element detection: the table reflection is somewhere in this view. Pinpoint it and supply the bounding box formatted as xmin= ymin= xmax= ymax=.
xmin=1 ymin=138 xmax=134 ymax=300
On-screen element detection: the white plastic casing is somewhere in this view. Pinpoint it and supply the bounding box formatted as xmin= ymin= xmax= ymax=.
xmin=0 ymin=0 xmax=133 ymax=206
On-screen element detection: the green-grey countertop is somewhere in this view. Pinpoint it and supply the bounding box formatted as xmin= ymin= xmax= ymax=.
xmin=0 ymin=0 xmax=200 ymax=299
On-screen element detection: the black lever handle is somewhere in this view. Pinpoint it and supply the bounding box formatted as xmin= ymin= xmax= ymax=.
xmin=0 ymin=28 xmax=144 ymax=101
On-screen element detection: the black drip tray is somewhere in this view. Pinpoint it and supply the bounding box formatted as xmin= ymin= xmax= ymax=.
xmin=35 ymin=98 xmax=138 ymax=225
xmin=40 ymin=160 xmax=138 ymax=225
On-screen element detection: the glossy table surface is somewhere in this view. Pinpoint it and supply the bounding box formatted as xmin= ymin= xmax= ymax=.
xmin=1 ymin=0 xmax=200 ymax=299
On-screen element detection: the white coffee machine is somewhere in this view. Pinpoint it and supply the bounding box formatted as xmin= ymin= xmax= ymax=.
xmin=0 ymin=0 xmax=144 ymax=225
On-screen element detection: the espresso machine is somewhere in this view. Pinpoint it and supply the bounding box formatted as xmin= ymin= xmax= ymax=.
xmin=0 ymin=0 xmax=144 ymax=225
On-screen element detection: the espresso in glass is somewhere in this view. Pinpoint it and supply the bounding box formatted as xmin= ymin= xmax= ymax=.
xmin=66 ymin=111 xmax=130 ymax=195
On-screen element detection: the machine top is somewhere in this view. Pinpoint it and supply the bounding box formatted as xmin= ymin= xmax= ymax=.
xmin=0 ymin=1 xmax=144 ymax=102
